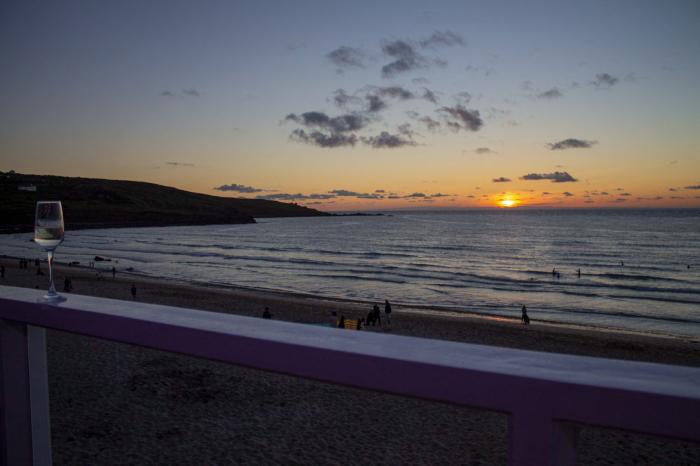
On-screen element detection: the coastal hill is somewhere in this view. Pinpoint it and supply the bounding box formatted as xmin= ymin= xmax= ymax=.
xmin=0 ymin=171 xmax=329 ymax=233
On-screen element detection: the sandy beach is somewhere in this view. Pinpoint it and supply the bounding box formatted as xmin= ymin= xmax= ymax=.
xmin=1 ymin=257 xmax=699 ymax=465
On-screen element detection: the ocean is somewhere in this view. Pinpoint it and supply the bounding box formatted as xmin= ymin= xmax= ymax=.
xmin=2 ymin=209 xmax=699 ymax=339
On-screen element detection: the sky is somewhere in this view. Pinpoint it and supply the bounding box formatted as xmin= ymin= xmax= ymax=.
xmin=1 ymin=0 xmax=699 ymax=210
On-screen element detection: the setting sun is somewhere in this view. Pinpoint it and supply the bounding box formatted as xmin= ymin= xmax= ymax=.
xmin=497 ymin=194 xmax=521 ymax=208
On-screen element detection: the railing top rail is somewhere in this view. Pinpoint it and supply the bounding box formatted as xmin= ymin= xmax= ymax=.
xmin=1 ymin=285 xmax=698 ymax=401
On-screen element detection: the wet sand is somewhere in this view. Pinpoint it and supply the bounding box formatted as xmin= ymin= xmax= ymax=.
xmin=1 ymin=258 xmax=698 ymax=465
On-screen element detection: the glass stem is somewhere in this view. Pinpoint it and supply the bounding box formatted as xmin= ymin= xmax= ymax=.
xmin=47 ymin=250 xmax=56 ymax=295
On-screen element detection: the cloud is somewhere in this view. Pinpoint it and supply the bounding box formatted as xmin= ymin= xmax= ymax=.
xmin=360 ymin=85 xmax=415 ymax=113
xmin=537 ymin=87 xmax=563 ymax=99
xmin=591 ymin=73 xmax=619 ymax=88
xmin=669 ymin=188 xmax=677 ymax=192
xmin=332 ymin=89 xmax=362 ymax=108
xmin=290 ymin=129 xmax=358 ymax=148
xmin=453 ymin=92 xmax=471 ymax=105
xmin=562 ymin=191 xmax=574 ymax=197
xmin=439 ymin=105 xmax=483 ymax=132
xmin=257 ymin=192 xmax=336 ymax=201
xmin=327 ymin=46 xmax=365 ymax=69
xmin=378 ymin=86 xmax=414 ymax=99
xmin=405 ymin=192 xmax=427 ymax=198
xmin=286 ymin=111 xmax=367 ymax=133
xmin=381 ymin=40 xmax=426 ymax=78
xmin=329 ymin=189 xmax=360 ymax=196
xmin=328 ymin=189 xmax=384 ymax=199
xmin=165 ymin=162 xmax=195 ymax=167
xmin=492 ymin=177 xmax=511 ymax=183
xmin=379 ymin=31 xmax=465 ymax=78
xmin=422 ymin=88 xmax=438 ymax=104
xmin=161 ymin=89 xmax=201 ymax=98
xmin=521 ymin=171 xmax=578 ymax=183
xmin=620 ymin=192 xmax=631 ymax=196
xmin=375 ymin=189 xmax=385 ymax=193
xmin=685 ymin=184 xmax=700 ymax=190
xmin=419 ymin=30 xmax=465 ymax=48
xmin=214 ymin=183 xmax=263 ymax=193
xmin=397 ymin=123 xmax=414 ymax=137
xmin=475 ymin=147 xmax=496 ymax=154
xmin=362 ymin=131 xmax=416 ymax=148
xmin=365 ymin=94 xmax=387 ymax=113
xmin=613 ymin=198 xmax=627 ymax=202
xmin=415 ymin=115 xmax=441 ymax=131
xmin=547 ymin=138 xmax=597 ymax=150
xmin=430 ymin=193 xmax=451 ymax=197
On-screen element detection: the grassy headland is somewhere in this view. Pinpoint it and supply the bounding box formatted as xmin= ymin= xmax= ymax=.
xmin=0 ymin=172 xmax=329 ymax=233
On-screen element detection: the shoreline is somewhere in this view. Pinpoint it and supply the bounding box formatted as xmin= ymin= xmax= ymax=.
xmin=2 ymin=256 xmax=698 ymax=366
xmin=3 ymin=251 xmax=695 ymax=344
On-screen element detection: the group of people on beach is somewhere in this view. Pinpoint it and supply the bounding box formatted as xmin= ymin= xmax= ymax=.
xmin=365 ymin=300 xmax=392 ymax=326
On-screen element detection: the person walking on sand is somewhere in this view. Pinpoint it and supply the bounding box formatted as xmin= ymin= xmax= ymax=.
xmin=577 ymin=268 xmax=581 ymax=278
xmin=373 ymin=304 xmax=381 ymax=326
xmin=112 ymin=266 xmax=116 ymax=279
xmin=0 ymin=264 xmax=4 ymax=279
xmin=262 ymin=307 xmax=272 ymax=319
xmin=521 ymin=305 xmax=530 ymax=325
xmin=384 ymin=299 xmax=392 ymax=325
xmin=131 ymin=284 xmax=137 ymax=300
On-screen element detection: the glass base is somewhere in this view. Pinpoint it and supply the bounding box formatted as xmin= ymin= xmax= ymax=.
xmin=39 ymin=292 xmax=66 ymax=303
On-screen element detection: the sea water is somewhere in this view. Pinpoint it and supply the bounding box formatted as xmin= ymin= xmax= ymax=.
xmin=2 ymin=209 xmax=699 ymax=338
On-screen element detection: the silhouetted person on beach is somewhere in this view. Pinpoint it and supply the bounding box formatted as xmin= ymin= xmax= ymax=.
xmin=112 ymin=266 xmax=116 ymax=278
xmin=131 ymin=284 xmax=137 ymax=300
xmin=35 ymin=258 xmax=40 ymax=267
xmin=620 ymin=261 xmax=624 ymax=267
xmin=338 ymin=315 xmax=345 ymax=329
xmin=63 ymin=277 xmax=73 ymax=292
xmin=262 ymin=307 xmax=272 ymax=319
xmin=521 ymin=305 xmax=530 ymax=325
xmin=384 ymin=299 xmax=392 ymax=325
xmin=366 ymin=310 xmax=375 ymax=326
xmin=552 ymin=268 xmax=556 ymax=277
xmin=577 ymin=268 xmax=581 ymax=278
xmin=373 ymin=304 xmax=381 ymax=326
xmin=0 ymin=264 xmax=4 ymax=279
xmin=36 ymin=266 xmax=44 ymax=276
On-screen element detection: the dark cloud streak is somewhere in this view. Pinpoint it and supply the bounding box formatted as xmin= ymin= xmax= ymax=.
xmin=548 ymin=138 xmax=597 ymax=150
xmin=521 ymin=171 xmax=578 ymax=183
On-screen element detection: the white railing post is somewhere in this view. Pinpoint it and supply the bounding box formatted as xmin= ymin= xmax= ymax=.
xmin=0 ymin=320 xmax=52 ymax=466
xmin=508 ymin=412 xmax=578 ymax=466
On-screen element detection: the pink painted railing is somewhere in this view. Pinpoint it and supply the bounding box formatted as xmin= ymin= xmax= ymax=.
xmin=1 ymin=285 xmax=699 ymax=465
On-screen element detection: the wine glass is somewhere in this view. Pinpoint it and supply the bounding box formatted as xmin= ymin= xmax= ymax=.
xmin=35 ymin=201 xmax=66 ymax=302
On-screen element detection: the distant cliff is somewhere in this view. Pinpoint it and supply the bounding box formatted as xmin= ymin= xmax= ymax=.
xmin=0 ymin=172 xmax=330 ymax=233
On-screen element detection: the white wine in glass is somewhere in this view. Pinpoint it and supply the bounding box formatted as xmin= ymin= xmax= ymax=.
xmin=35 ymin=201 xmax=66 ymax=302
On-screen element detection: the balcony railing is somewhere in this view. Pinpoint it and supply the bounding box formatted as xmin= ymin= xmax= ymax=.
xmin=1 ymin=284 xmax=699 ymax=466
